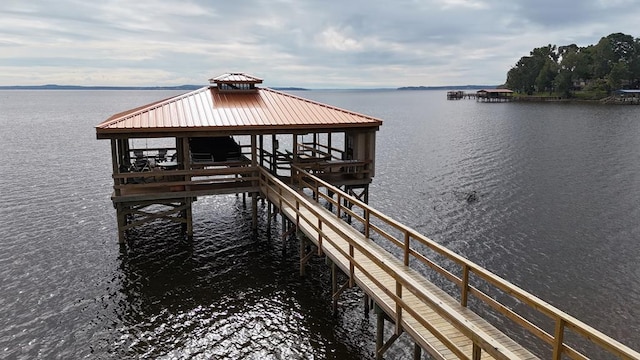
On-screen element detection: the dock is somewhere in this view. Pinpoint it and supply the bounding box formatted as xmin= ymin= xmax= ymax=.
xmin=96 ymin=73 xmax=639 ymax=359
xmin=447 ymin=90 xmax=477 ymax=100
xmin=447 ymin=89 xmax=513 ymax=102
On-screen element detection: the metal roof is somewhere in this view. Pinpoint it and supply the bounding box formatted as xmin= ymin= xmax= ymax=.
xmin=477 ymin=89 xmax=513 ymax=93
xmin=96 ymin=86 xmax=382 ymax=138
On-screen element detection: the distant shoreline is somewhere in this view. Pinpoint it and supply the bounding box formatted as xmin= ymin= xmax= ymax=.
xmin=0 ymin=84 xmax=204 ymax=91
xmin=0 ymin=84 xmax=497 ymax=91
xmin=398 ymin=85 xmax=498 ymax=91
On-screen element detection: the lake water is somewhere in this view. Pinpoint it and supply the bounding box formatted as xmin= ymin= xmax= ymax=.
xmin=0 ymin=89 xmax=638 ymax=359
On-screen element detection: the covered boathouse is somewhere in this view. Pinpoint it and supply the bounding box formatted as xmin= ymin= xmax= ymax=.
xmin=95 ymin=73 xmax=381 ymax=242
xmin=476 ymin=88 xmax=513 ymax=102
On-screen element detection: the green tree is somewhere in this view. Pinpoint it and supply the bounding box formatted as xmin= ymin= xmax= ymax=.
xmin=504 ymin=33 xmax=640 ymax=96
xmin=506 ymin=44 xmax=558 ymax=94
xmin=536 ymin=59 xmax=557 ymax=93
xmin=607 ymin=61 xmax=631 ymax=90
xmin=506 ymin=56 xmax=535 ymax=93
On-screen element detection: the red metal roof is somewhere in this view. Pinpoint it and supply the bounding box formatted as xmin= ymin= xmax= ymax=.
xmin=477 ymin=89 xmax=513 ymax=93
xmin=96 ymin=86 xmax=382 ymax=137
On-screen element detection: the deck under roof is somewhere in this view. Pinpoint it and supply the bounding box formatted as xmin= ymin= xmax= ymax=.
xmin=96 ymin=86 xmax=382 ymax=138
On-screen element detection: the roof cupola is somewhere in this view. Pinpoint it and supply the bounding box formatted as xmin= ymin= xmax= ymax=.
xmin=209 ymin=72 xmax=263 ymax=92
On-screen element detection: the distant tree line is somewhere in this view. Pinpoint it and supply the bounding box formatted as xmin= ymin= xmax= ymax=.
xmin=505 ymin=33 xmax=640 ymax=96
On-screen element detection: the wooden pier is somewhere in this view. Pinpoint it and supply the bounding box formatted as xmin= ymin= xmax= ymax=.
xmin=447 ymin=91 xmax=476 ymax=100
xmin=97 ymin=74 xmax=639 ymax=359
xmin=447 ymin=89 xmax=513 ymax=102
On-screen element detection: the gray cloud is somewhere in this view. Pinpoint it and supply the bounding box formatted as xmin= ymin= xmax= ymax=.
xmin=0 ymin=0 xmax=638 ymax=87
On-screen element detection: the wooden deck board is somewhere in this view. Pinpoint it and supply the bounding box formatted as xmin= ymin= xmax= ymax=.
xmin=263 ymin=184 xmax=540 ymax=360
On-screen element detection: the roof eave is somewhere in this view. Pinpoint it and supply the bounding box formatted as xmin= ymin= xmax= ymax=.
xmin=96 ymin=122 xmax=381 ymax=139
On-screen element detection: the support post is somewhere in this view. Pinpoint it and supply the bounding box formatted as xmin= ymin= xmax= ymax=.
xmin=185 ymin=198 xmax=193 ymax=239
xmin=332 ymin=261 xmax=338 ymax=312
xmin=414 ymin=343 xmax=422 ymax=360
xmin=259 ymin=134 xmax=264 ymax=167
xmin=364 ymin=293 xmax=370 ymax=318
xmin=299 ymin=236 xmax=306 ymax=277
xmin=180 ymin=137 xmax=191 ymax=190
xmin=374 ymin=303 xmax=401 ymax=360
xmin=271 ymin=134 xmax=277 ymax=173
xmin=116 ymin=203 xmax=127 ymax=244
xmin=267 ymin=201 xmax=272 ymax=231
xmin=376 ymin=310 xmax=385 ymax=360
xmin=251 ymin=134 xmax=258 ymax=229
xmin=327 ymin=189 xmax=334 ymax=211
xmin=252 ymin=192 xmax=258 ymax=233
xmin=110 ymin=139 xmax=121 ymax=198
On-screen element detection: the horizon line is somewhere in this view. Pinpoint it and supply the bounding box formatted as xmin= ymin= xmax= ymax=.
xmin=0 ymin=84 xmax=500 ymax=91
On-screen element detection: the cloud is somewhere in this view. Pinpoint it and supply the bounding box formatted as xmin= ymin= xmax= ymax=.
xmin=316 ymin=27 xmax=364 ymax=52
xmin=0 ymin=0 xmax=639 ymax=87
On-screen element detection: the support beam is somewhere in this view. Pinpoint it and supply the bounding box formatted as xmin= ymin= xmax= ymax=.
xmin=185 ymin=198 xmax=193 ymax=239
xmin=267 ymin=201 xmax=272 ymax=230
xmin=331 ymin=262 xmax=350 ymax=313
xmin=251 ymin=134 xmax=258 ymax=230
xmin=252 ymin=192 xmax=258 ymax=232
xmin=376 ymin=310 xmax=385 ymax=360
xmin=299 ymin=236 xmax=314 ymax=277
xmin=375 ymin=304 xmax=401 ymax=360
xmin=114 ymin=199 xmax=194 ymax=242
xmin=364 ymin=293 xmax=370 ymax=318
xmin=414 ymin=343 xmax=422 ymax=360
xmin=116 ymin=203 xmax=127 ymax=244
xmin=271 ymin=134 xmax=277 ymax=173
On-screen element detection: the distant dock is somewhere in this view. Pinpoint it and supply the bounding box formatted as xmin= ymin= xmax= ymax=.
xmin=446 ymin=90 xmax=476 ymax=100
xmin=447 ymin=89 xmax=514 ymax=102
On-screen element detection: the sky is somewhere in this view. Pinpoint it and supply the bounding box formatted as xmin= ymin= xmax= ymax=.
xmin=1 ymin=0 xmax=639 ymax=88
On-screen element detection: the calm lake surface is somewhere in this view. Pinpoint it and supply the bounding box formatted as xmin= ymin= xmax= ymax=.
xmin=0 ymin=89 xmax=638 ymax=359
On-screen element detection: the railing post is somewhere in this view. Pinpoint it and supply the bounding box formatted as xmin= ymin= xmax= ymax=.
xmin=314 ymin=180 xmax=319 ymax=202
xmin=472 ymin=343 xmax=481 ymax=360
xmin=461 ymin=264 xmax=470 ymax=307
xmin=291 ymin=165 xmax=296 ymax=186
xmin=349 ymin=244 xmax=355 ymax=287
xmin=403 ymin=232 xmax=410 ymax=266
xmin=296 ymin=200 xmax=300 ymax=228
xmin=396 ymin=281 xmax=402 ymax=335
xmin=337 ymin=193 xmax=342 ymax=218
xmin=552 ymin=317 xmax=566 ymax=360
xmin=364 ymin=209 xmax=370 ymax=238
xmin=317 ymin=218 xmax=323 ymax=255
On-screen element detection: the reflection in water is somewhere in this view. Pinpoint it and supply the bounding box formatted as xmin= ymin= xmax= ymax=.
xmin=104 ymin=196 xmax=373 ymax=359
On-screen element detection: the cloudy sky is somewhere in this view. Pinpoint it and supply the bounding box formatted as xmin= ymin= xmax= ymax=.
xmin=1 ymin=0 xmax=638 ymax=88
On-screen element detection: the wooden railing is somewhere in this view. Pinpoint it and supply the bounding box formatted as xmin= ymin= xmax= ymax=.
xmin=260 ymin=168 xmax=513 ymax=359
xmin=299 ymin=142 xmax=346 ymax=160
xmin=285 ymin=166 xmax=640 ymax=360
xmin=112 ymin=165 xmax=258 ymax=198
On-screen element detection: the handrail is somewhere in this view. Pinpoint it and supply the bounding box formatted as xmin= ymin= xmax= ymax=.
xmin=112 ymin=166 xmax=258 ymax=198
xmin=287 ymin=165 xmax=640 ymax=360
xmin=299 ymin=142 xmax=345 ymax=160
xmin=259 ymin=168 xmax=512 ymax=359
xmin=113 ymin=166 xmax=255 ymax=180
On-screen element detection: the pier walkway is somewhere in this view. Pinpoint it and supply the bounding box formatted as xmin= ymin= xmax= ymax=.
xmin=258 ymin=167 xmax=639 ymax=360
